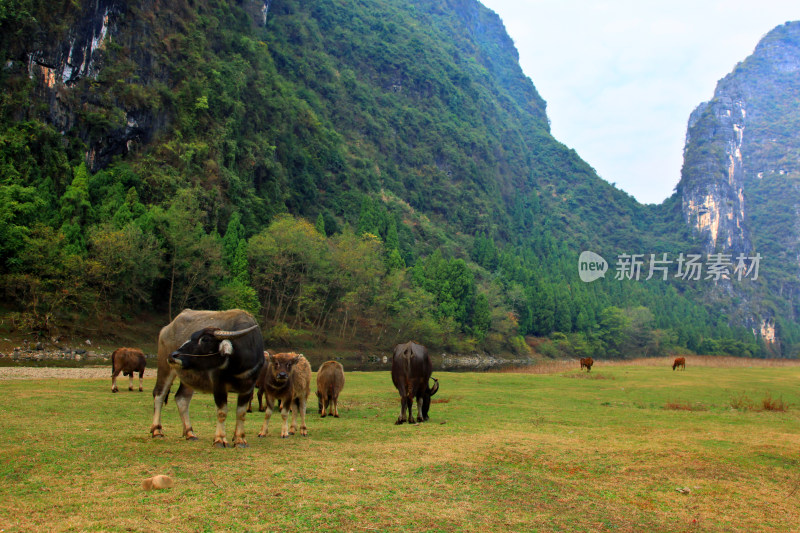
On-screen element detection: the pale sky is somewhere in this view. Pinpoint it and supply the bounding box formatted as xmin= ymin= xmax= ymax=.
xmin=479 ymin=0 xmax=800 ymax=204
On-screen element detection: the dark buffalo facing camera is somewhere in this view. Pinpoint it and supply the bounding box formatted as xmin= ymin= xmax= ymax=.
xmin=151 ymin=309 xmax=264 ymax=448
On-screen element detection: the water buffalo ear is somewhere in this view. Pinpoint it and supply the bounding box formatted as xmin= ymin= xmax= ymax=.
xmin=220 ymin=340 xmax=233 ymax=356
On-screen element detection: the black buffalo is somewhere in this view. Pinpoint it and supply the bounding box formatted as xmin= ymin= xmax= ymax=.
xmin=150 ymin=309 xmax=264 ymax=448
xmin=391 ymin=341 xmax=439 ymax=424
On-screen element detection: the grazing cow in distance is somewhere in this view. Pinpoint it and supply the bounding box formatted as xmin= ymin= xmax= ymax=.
xmin=580 ymin=357 xmax=594 ymax=372
xmin=150 ymin=309 xmax=264 ymax=448
xmin=391 ymin=341 xmax=439 ymax=424
xmin=673 ymin=357 xmax=686 ymax=371
xmin=111 ymin=347 xmax=146 ymax=392
xmin=258 ymin=352 xmax=311 ymax=438
xmin=316 ymin=360 xmax=345 ymax=418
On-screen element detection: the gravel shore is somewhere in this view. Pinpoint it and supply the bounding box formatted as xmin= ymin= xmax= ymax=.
xmin=0 ymin=367 xmax=111 ymax=380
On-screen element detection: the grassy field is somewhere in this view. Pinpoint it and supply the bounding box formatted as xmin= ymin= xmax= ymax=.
xmin=1 ymin=360 xmax=799 ymax=532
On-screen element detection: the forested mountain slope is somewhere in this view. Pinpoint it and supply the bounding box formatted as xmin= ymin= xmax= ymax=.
xmin=0 ymin=0 xmax=787 ymax=357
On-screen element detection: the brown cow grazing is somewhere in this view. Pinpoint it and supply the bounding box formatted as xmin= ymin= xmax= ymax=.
xmin=391 ymin=341 xmax=439 ymax=424
xmin=316 ymin=361 xmax=345 ymax=418
xmin=150 ymin=309 xmax=264 ymax=448
xmin=111 ymin=347 xmax=146 ymax=392
xmin=673 ymin=357 xmax=686 ymax=371
xmin=580 ymin=357 xmax=594 ymax=372
xmin=258 ymin=352 xmax=311 ymax=438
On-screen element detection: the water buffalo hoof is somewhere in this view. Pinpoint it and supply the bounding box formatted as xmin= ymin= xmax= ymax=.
xmin=152 ymin=433 xmax=165 ymax=439
xmin=334 ymin=414 xmax=339 ymax=418
xmin=129 ymin=387 xmax=134 ymax=391
xmin=139 ymin=388 xmax=143 ymax=392
xmin=320 ymin=413 xmax=326 ymax=418
xmin=186 ymin=435 xmax=199 ymax=441
xmin=234 ymin=441 xmax=248 ymax=448
xmin=395 ymin=419 xmax=404 ymax=425
xmin=112 ymin=389 xmax=118 ymax=393
xmin=213 ymin=441 xmax=227 ymax=448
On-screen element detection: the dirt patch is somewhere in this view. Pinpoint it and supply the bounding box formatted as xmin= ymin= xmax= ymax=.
xmin=0 ymin=367 xmax=110 ymax=380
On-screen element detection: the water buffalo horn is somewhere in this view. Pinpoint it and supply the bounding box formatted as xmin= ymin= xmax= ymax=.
xmin=430 ymin=377 xmax=439 ymax=396
xmin=212 ymin=324 xmax=259 ymax=339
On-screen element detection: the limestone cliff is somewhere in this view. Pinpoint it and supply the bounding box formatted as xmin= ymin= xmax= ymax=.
xmin=6 ymin=0 xmax=271 ymax=171
xmin=678 ymin=21 xmax=800 ymax=342
xmin=680 ymin=95 xmax=750 ymax=254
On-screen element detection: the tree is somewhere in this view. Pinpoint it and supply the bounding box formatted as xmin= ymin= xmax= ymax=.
xmin=222 ymin=211 xmax=246 ymax=272
xmin=248 ymin=215 xmax=328 ymax=328
xmin=86 ymin=222 xmax=162 ymax=314
xmin=315 ymin=213 xmax=326 ymax=235
xmin=157 ymin=189 xmax=224 ymax=320
xmin=0 ymin=183 xmax=43 ymax=269
xmin=59 ymin=163 xmax=93 ymax=255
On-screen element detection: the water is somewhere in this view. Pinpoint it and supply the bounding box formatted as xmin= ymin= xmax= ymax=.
xmin=0 ymin=350 xmax=535 ymax=372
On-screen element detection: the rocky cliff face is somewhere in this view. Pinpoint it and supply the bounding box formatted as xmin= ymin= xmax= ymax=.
xmin=8 ymin=0 xmax=272 ymax=171
xmin=680 ymin=95 xmax=750 ymax=254
xmin=678 ymin=21 xmax=800 ymax=342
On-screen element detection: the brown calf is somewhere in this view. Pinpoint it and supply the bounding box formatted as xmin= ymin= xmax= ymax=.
xmin=672 ymin=357 xmax=686 ymax=371
xmin=580 ymin=357 xmax=594 ymax=372
xmin=111 ymin=347 xmax=146 ymax=392
xmin=258 ymin=352 xmax=311 ymax=438
xmin=316 ymin=361 xmax=345 ymax=418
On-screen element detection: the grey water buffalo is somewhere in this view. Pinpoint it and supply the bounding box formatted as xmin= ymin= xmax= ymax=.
xmin=257 ymin=352 xmax=311 ymax=438
xmin=316 ymin=360 xmax=345 ymax=418
xmin=391 ymin=341 xmax=439 ymax=424
xmin=111 ymin=347 xmax=146 ymax=392
xmin=150 ymin=309 xmax=264 ymax=448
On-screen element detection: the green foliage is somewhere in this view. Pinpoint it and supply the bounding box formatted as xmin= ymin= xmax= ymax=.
xmin=0 ymin=0 xmax=787 ymax=356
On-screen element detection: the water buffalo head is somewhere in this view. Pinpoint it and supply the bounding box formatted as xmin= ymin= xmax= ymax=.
xmin=267 ymin=352 xmax=302 ymax=386
xmin=168 ymin=325 xmax=259 ymax=371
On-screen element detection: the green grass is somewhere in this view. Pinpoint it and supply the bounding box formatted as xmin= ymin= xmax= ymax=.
xmin=1 ymin=364 xmax=799 ymax=531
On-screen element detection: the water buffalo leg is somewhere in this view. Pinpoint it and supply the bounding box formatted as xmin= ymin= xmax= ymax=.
xmin=332 ymin=394 xmax=339 ymax=418
xmin=233 ymin=393 xmax=250 ymax=447
xmin=395 ymin=385 xmax=409 ymax=424
xmin=111 ymin=368 xmax=121 ymax=393
xmin=258 ymin=389 xmax=266 ymax=411
xmin=288 ymin=400 xmax=297 ymax=434
xmin=296 ymin=396 xmax=308 ymax=436
xmin=174 ymin=382 xmax=198 ymax=440
xmin=258 ymin=397 xmax=273 ymax=437
xmin=415 ymin=394 xmax=424 ymax=423
xmin=128 ymin=374 xmax=134 ymax=391
xmin=280 ymin=402 xmax=291 ymax=438
xmin=421 ymin=393 xmax=431 ymax=422
xmin=212 ymin=388 xmax=229 ymax=448
xmin=150 ymin=368 xmax=176 ymax=437
xmin=138 ymin=371 xmax=144 ymax=392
